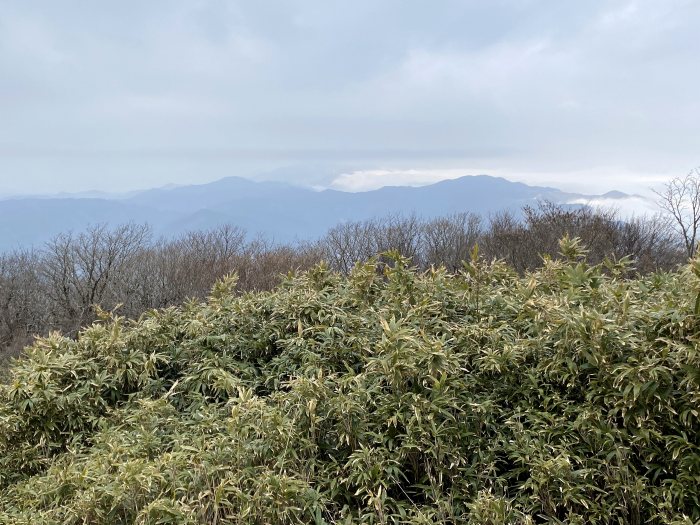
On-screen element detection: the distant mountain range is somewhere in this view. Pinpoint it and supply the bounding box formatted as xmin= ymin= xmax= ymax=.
xmin=0 ymin=175 xmax=648 ymax=251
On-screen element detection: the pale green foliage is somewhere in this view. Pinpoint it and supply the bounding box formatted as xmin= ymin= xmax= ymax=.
xmin=0 ymin=245 xmax=698 ymax=523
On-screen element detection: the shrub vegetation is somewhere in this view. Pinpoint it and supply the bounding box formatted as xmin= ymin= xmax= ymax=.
xmin=0 ymin=204 xmax=682 ymax=364
xmin=0 ymin=238 xmax=698 ymax=524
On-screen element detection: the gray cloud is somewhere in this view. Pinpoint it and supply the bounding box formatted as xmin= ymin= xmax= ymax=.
xmin=0 ymin=0 xmax=698 ymax=195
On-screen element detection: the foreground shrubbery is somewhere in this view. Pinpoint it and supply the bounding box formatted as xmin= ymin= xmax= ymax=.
xmin=0 ymin=239 xmax=698 ymax=524
xmin=1 ymin=204 xmax=681 ymax=364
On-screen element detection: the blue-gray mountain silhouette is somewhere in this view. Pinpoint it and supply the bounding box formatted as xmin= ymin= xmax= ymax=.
xmin=0 ymin=175 xmax=634 ymax=250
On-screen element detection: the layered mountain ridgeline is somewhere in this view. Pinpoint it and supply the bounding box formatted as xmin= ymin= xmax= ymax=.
xmin=0 ymin=175 xmax=646 ymax=250
xmin=0 ymin=241 xmax=698 ymax=524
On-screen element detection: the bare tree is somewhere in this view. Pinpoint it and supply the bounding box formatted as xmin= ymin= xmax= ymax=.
xmin=654 ymin=168 xmax=700 ymax=258
xmin=41 ymin=223 xmax=151 ymax=333
xmin=522 ymin=202 xmax=620 ymax=265
xmin=375 ymin=214 xmax=422 ymax=267
xmin=236 ymin=239 xmax=323 ymax=291
xmin=0 ymin=250 xmax=46 ymax=356
xmin=614 ymin=213 xmax=682 ymax=272
xmin=480 ymin=210 xmax=531 ymax=271
xmin=322 ymin=220 xmax=379 ymax=274
xmin=421 ymin=213 xmax=481 ymax=271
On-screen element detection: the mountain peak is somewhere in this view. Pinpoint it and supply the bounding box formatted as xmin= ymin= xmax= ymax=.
xmin=0 ymin=174 xmax=635 ymax=251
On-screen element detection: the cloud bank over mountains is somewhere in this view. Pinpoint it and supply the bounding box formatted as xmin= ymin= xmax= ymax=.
xmin=0 ymin=1 xmax=698 ymax=195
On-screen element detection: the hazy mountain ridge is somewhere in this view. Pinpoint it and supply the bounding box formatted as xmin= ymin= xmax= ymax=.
xmin=0 ymin=175 xmax=640 ymax=250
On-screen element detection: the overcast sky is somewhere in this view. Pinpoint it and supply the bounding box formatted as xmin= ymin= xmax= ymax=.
xmin=0 ymin=0 xmax=698 ymax=196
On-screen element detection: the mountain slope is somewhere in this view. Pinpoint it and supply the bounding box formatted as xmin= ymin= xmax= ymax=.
xmin=0 ymin=198 xmax=177 ymax=250
xmin=0 ymin=175 xmax=633 ymax=250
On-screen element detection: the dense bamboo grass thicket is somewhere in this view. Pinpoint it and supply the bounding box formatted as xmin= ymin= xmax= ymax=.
xmin=0 ymin=238 xmax=698 ymax=524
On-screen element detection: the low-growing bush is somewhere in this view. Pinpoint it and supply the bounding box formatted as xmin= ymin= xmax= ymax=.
xmin=0 ymin=240 xmax=698 ymax=524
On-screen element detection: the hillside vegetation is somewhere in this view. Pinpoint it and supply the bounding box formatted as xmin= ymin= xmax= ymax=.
xmin=0 ymin=204 xmax=681 ymax=362
xmin=0 ymin=239 xmax=698 ymax=524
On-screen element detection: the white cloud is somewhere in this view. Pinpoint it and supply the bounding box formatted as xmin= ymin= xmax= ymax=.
xmin=329 ymin=169 xmax=477 ymax=192
xmin=568 ymin=196 xmax=658 ymax=217
xmin=498 ymin=167 xmax=672 ymax=196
